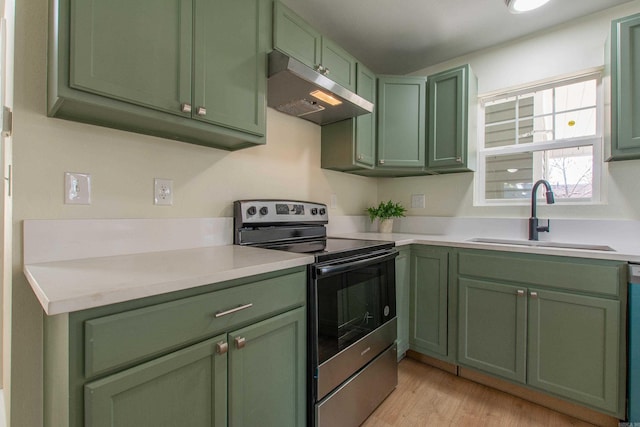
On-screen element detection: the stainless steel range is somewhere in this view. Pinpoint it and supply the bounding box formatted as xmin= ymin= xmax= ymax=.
xmin=234 ymin=200 xmax=398 ymax=427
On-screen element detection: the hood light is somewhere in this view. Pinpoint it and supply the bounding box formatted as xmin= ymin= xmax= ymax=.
xmin=505 ymin=0 xmax=551 ymax=13
xmin=310 ymin=90 xmax=343 ymax=106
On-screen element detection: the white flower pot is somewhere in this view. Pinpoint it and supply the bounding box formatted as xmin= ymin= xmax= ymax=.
xmin=379 ymin=219 xmax=394 ymax=233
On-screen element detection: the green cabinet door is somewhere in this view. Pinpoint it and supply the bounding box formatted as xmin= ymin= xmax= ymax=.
xmin=273 ymin=1 xmax=321 ymax=70
xmin=71 ymin=0 xmax=193 ymax=116
xmin=458 ymin=278 xmax=527 ymax=383
xmin=426 ymin=65 xmax=477 ymax=172
xmin=410 ymin=247 xmax=449 ymax=358
xmin=395 ymin=247 xmax=411 ymax=359
xmin=609 ymin=12 xmax=640 ymax=160
xmin=228 ymin=307 xmax=306 ymax=427
xmin=193 ymin=0 xmax=268 ymax=136
xmin=85 ymin=336 xmax=227 ymax=427
xmin=527 ymin=289 xmax=621 ymax=413
xmin=354 ymin=63 xmax=377 ymax=168
xmin=377 ymin=76 xmax=426 ymax=169
xmin=320 ymin=63 xmax=376 ymax=171
xmin=320 ymin=38 xmax=357 ymax=91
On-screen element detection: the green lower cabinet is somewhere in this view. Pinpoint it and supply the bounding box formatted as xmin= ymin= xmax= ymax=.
xmin=527 ymin=289 xmax=620 ymax=413
xmin=409 ymin=247 xmax=449 ymax=359
xmin=228 ymin=308 xmax=306 ymax=427
xmin=395 ymin=248 xmax=411 ymax=359
xmin=456 ymin=249 xmax=626 ymax=417
xmin=85 ymin=336 xmax=227 ymax=427
xmin=457 ymin=278 xmax=527 ymax=383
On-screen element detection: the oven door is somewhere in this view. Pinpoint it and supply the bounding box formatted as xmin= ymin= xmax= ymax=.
xmin=310 ymin=249 xmax=397 ymax=401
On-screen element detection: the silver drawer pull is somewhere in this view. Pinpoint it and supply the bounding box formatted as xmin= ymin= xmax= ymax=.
xmin=215 ymin=341 xmax=228 ymax=355
xmin=196 ymin=106 xmax=207 ymax=116
xmin=181 ymin=103 xmax=192 ymax=113
xmin=214 ymin=303 xmax=253 ymax=318
xmin=517 ymin=289 xmax=525 ymax=296
xmin=235 ymin=336 xmax=246 ymax=349
xmin=530 ymin=291 xmax=538 ymax=298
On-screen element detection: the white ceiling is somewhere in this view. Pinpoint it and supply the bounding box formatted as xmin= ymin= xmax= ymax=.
xmin=280 ymin=0 xmax=634 ymax=74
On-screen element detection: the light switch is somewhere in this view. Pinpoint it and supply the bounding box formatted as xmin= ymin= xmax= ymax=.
xmin=65 ymin=172 xmax=91 ymax=205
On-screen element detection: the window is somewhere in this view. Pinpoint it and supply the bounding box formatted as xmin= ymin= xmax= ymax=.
xmin=475 ymin=72 xmax=603 ymax=205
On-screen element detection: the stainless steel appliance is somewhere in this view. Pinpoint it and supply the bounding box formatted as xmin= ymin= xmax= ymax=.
xmin=268 ymin=50 xmax=374 ymax=125
xmin=234 ymin=200 xmax=398 ymax=427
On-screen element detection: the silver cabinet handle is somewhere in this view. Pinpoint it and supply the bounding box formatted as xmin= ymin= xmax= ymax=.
xmin=530 ymin=291 xmax=538 ymax=298
xmin=323 ymin=67 xmax=330 ymax=75
xmin=235 ymin=336 xmax=246 ymax=349
xmin=196 ymin=107 xmax=207 ymax=116
xmin=314 ymin=64 xmax=324 ymax=73
xmin=379 ymin=159 xmax=385 ymax=165
xmin=215 ymin=341 xmax=228 ymax=355
xmin=517 ymin=289 xmax=525 ymax=296
xmin=456 ymin=157 xmax=462 ymax=163
xmin=357 ymin=154 xmax=363 ymax=160
xmin=214 ymin=303 xmax=253 ymax=318
xmin=181 ymin=103 xmax=192 ymax=113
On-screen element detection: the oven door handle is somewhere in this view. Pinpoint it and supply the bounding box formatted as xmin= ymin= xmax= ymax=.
xmin=314 ymin=250 xmax=398 ymax=277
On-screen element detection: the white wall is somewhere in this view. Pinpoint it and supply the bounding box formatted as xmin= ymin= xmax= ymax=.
xmin=381 ymin=0 xmax=640 ymax=221
xmin=9 ymin=0 xmax=378 ymax=425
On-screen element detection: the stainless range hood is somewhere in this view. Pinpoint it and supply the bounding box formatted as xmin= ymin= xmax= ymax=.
xmin=267 ymin=50 xmax=374 ymax=125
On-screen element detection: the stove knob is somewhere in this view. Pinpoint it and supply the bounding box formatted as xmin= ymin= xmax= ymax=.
xmin=246 ymin=206 xmax=257 ymax=216
xmin=259 ymin=207 xmax=269 ymax=216
xmin=319 ymin=208 xmax=326 ymax=215
xmin=311 ymin=208 xmax=318 ymax=215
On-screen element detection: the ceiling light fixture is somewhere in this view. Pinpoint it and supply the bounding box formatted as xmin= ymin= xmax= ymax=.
xmin=505 ymin=0 xmax=551 ymax=14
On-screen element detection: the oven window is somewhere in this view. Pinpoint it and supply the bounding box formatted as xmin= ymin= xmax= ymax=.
xmin=316 ymin=260 xmax=395 ymax=364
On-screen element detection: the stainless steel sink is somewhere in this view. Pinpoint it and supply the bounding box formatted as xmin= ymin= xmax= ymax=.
xmin=468 ymin=237 xmax=615 ymax=252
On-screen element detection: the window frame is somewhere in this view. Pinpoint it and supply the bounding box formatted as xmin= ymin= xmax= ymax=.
xmin=474 ymin=70 xmax=604 ymax=207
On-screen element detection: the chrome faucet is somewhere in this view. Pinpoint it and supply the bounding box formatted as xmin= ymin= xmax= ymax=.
xmin=529 ymin=179 xmax=555 ymax=241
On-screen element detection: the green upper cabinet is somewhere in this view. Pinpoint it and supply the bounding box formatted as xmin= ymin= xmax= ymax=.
xmin=607 ymin=12 xmax=640 ymax=161
xmin=426 ymin=65 xmax=477 ymax=172
xmin=192 ymin=0 xmax=268 ymax=136
xmin=273 ymin=1 xmax=356 ymax=91
xmin=50 ymin=0 xmax=269 ymax=150
xmin=70 ymin=0 xmax=193 ymax=116
xmin=321 ymin=63 xmax=376 ymax=171
xmin=377 ymin=76 xmax=427 ymax=169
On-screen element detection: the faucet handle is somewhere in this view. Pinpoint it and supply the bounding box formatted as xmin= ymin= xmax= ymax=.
xmin=537 ymin=219 xmax=551 ymax=233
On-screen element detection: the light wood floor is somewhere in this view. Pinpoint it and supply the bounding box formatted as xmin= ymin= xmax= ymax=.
xmin=362 ymin=358 xmax=596 ymax=427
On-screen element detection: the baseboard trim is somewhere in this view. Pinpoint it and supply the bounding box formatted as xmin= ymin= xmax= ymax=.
xmin=458 ymin=367 xmax=620 ymax=427
xmin=406 ymin=352 xmax=620 ymax=427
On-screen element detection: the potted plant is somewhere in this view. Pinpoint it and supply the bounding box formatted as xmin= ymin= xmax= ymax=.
xmin=366 ymin=200 xmax=406 ymax=233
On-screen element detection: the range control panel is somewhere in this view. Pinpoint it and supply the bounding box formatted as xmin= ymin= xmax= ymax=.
xmin=234 ymin=200 xmax=328 ymax=225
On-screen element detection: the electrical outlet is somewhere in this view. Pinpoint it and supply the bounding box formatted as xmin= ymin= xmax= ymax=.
xmin=411 ymin=194 xmax=426 ymax=209
xmin=154 ymin=179 xmax=173 ymax=205
xmin=64 ymin=172 xmax=91 ymax=205
xmin=330 ymin=194 xmax=338 ymax=209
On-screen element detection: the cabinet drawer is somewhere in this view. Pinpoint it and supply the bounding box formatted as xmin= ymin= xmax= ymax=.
xmin=458 ymin=250 xmax=625 ymax=297
xmin=84 ymin=270 xmax=306 ymax=378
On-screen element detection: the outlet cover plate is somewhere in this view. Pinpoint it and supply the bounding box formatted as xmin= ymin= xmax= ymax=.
xmin=154 ymin=178 xmax=173 ymax=206
xmin=411 ymin=194 xmax=426 ymax=209
xmin=65 ymin=172 xmax=91 ymax=205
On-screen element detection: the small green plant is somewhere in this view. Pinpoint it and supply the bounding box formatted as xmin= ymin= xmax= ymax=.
xmin=366 ymin=200 xmax=407 ymax=222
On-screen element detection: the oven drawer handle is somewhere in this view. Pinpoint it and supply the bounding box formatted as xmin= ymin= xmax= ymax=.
xmin=214 ymin=303 xmax=254 ymax=318
xmin=315 ymin=250 xmax=398 ymax=277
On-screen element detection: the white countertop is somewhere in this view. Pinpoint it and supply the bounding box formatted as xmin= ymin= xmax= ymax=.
xmin=24 ymin=245 xmax=314 ymax=316
xmin=331 ymin=232 xmax=640 ymax=263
